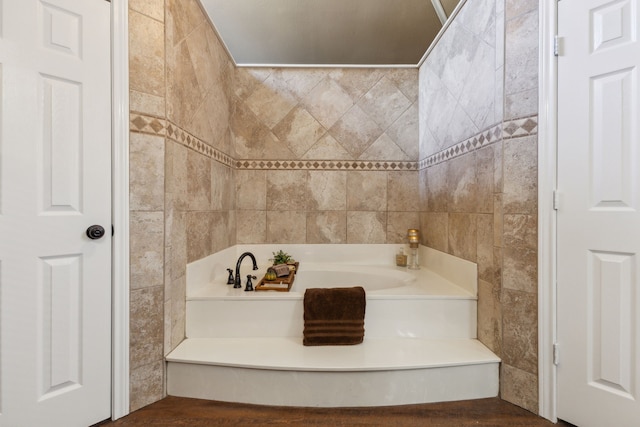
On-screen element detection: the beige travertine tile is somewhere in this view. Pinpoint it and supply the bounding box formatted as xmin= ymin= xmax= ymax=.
xmin=388 ymin=171 xmax=419 ymax=212
xmin=129 ymin=360 xmax=164 ymax=412
xmin=130 ymin=211 xmax=164 ymax=290
xmin=169 ymin=275 xmax=186 ymax=352
xmin=505 ymin=88 xmax=538 ymax=120
xmin=426 ymin=162 xmax=449 ymax=212
xmin=130 ymin=0 xmax=164 ymax=22
xmin=506 ymin=0 xmax=538 ymax=20
xmin=502 ymin=289 xmax=538 ymax=374
xmin=245 ymin=77 xmax=297 ymax=129
xmin=494 ymin=194 xmax=504 ymax=247
xmin=129 ymin=10 xmax=165 ymax=97
xmin=130 ymin=286 xmax=164 ymax=370
xmin=130 ymin=90 xmax=165 ymax=117
xmin=358 ymin=77 xmax=412 ymax=130
xmin=186 ymin=210 xmax=212 ymax=263
xmin=346 ymin=211 xmax=387 ymax=244
xmin=328 ymin=69 xmax=385 ymax=102
xmin=266 ymin=170 xmax=309 ymax=211
xmin=165 ymin=208 xmax=187 ymax=282
xmin=423 ymin=212 xmax=449 ymax=252
xmin=166 ymin=0 xmax=205 ymax=46
xmin=308 ymin=171 xmax=347 ymax=211
xmin=493 ymin=246 xmax=503 ymax=290
xmin=236 ymin=210 xmax=266 ymax=244
xmin=201 ymin=83 xmax=231 ymax=150
xmin=231 ymin=101 xmax=295 ymax=159
xmin=266 ymin=211 xmax=306 ymax=244
xmin=270 ymin=69 xmax=328 ymax=101
xmin=306 ymin=211 xmax=347 ymax=244
xmin=233 ymin=68 xmax=273 ymax=100
xmin=302 ymin=134 xmax=352 ymax=160
xmin=130 ymin=133 xmax=164 ymax=211
xmin=419 ymin=169 xmax=429 ymax=212
xmin=385 ymin=103 xmax=419 ymax=160
xmin=187 ymin=149 xmax=211 ymax=210
xmin=504 ymin=10 xmax=538 ymax=98
xmin=163 ymin=299 xmax=172 ymax=356
xmin=493 ymin=140 xmax=504 ymax=192
xmin=387 ymin=212 xmax=420 ymax=244
xmin=448 ymin=213 xmax=477 ymax=262
xmin=476 ymin=145 xmax=495 ymax=213
xmin=501 ymin=364 xmax=538 ymax=414
xmin=477 ymin=214 xmax=494 ymax=283
xmin=360 ymin=133 xmax=410 ymax=161
xmin=503 ymin=214 xmax=537 ymax=249
xmin=329 ymin=105 xmax=383 ymax=158
xmin=272 ymin=106 xmax=326 ymax=158
xmin=477 ymin=279 xmax=502 ymax=355
xmin=168 ymin=141 xmax=189 ymax=210
xmin=503 ymin=245 xmax=537 ymax=293
xmin=448 ymin=153 xmax=477 ymax=213
xmin=166 ymin=39 xmax=201 ymax=128
xmin=211 ymin=161 xmax=233 ymax=211
xmin=302 ymin=77 xmax=354 ymax=129
xmin=346 ymin=171 xmax=387 ymax=211
xmin=184 ymin=25 xmax=218 ymax=95
xmin=211 ymin=211 xmax=231 ymax=254
xmin=503 ymin=135 xmax=537 ymax=214
xmin=236 ymin=170 xmax=266 ymax=210
xmin=385 ymin=68 xmax=419 ymax=102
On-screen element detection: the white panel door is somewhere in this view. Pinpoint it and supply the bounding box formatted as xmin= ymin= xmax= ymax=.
xmin=0 ymin=0 xmax=112 ymax=426
xmin=557 ymin=1 xmax=640 ymax=426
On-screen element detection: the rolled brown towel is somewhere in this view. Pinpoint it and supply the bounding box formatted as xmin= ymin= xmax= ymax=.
xmin=303 ymin=286 xmax=366 ymax=346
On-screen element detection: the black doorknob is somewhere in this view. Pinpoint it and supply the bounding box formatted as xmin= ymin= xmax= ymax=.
xmin=86 ymin=225 xmax=106 ymax=240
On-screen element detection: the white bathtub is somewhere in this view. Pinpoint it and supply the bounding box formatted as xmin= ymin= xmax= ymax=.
xmin=185 ymin=246 xmax=479 ymax=339
xmin=169 ymin=244 xmax=500 ymax=407
xmin=292 ymin=264 xmax=413 ymax=293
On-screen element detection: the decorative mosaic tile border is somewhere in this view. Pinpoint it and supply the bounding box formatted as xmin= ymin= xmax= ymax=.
xmin=419 ymin=115 xmax=538 ymax=169
xmin=235 ymin=159 xmax=418 ymax=171
xmin=130 ymin=112 xmax=537 ymax=172
xmin=129 ymin=113 xmax=235 ymax=168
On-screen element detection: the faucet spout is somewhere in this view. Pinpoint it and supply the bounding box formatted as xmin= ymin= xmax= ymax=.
xmin=234 ymin=252 xmax=258 ymax=288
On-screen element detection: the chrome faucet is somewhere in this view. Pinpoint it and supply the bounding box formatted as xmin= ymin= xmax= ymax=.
xmin=234 ymin=252 xmax=258 ymax=289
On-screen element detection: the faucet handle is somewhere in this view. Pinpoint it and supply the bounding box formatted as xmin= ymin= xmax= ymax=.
xmin=226 ymin=268 xmax=234 ymax=285
xmin=245 ymin=275 xmax=257 ymax=292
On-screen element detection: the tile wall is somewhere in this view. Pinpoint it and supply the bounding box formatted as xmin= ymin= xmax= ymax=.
xmin=127 ymin=0 xmax=541 ymax=415
xmin=232 ymin=68 xmax=420 ymax=244
xmin=128 ymin=0 xmax=236 ymax=411
xmin=418 ymin=0 xmax=539 ymax=413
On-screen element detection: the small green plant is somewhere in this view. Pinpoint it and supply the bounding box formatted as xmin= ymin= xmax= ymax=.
xmin=270 ymin=250 xmax=294 ymax=265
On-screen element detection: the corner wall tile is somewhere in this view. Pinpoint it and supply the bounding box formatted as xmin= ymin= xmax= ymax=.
xmin=501 ymin=364 xmax=538 ymax=413
xmin=502 ymin=289 xmax=538 ymax=374
xmin=448 ymin=213 xmax=477 ymax=262
xmin=130 ymin=211 xmax=164 ymax=290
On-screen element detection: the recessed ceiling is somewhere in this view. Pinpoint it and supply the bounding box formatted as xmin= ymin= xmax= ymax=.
xmin=200 ymin=0 xmax=462 ymax=66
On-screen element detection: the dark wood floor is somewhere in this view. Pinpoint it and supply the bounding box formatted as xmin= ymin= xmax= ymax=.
xmin=101 ymin=396 xmax=573 ymax=426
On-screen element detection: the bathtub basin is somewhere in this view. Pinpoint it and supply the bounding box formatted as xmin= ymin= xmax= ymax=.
xmin=291 ymin=264 xmax=412 ymax=293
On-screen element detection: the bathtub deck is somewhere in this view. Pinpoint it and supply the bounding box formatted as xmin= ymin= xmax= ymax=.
xmin=167 ymin=337 xmax=500 ymax=407
xmin=167 ymin=337 xmax=498 ymax=371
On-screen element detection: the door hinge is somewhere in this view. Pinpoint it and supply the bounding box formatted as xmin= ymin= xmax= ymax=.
xmin=111 ymin=225 xmax=115 ymax=236
xmin=553 ymin=342 xmax=560 ymax=366
xmin=554 ymin=36 xmax=563 ymax=56
xmin=553 ymin=190 xmax=560 ymax=210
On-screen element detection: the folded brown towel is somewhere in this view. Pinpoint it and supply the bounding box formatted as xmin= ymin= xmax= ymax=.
xmin=303 ymin=286 xmax=366 ymax=346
